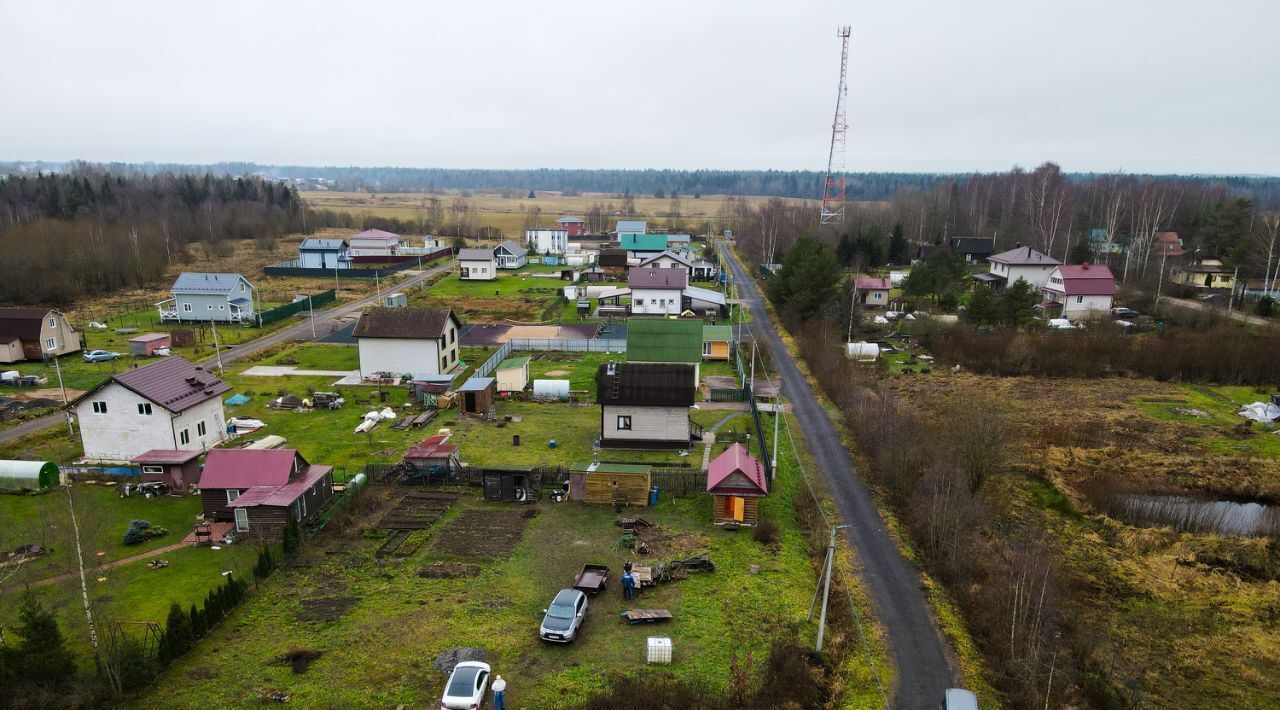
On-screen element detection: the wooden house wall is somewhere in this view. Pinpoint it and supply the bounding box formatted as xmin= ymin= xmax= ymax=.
xmin=712 ymin=494 xmax=759 ymax=526
xmin=581 ymin=471 xmax=651 ymax=504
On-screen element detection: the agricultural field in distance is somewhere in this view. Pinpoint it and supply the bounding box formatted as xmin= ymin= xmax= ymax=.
xmin=887 ymin=372 xmax=1280 ymax=708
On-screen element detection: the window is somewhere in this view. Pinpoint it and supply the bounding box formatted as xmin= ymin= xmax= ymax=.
xmin=197 ymin=421 xmax=206 ymax=437
xmin=703 ymin=342 xmax=712 ymax=356
xmin=441 ymin=356 xmax=447 ymax=370
xmin=141 ymin=465 xmax=163 ymax=475
xmin=183 ymin=303 xmax=193 ymax=312
xmin=179 ymin=429 xmax=190 ymax=445
xmin=137 ymin=403 xmax=152 ymax=415
xmin=92 ymin=401 xmax=107 ymax=414
xmin=45 ymin=338 xmax=56 ymax=351
xmin=48 ymin=317 xmax=56 ymax=327
xmin=207 ymin=304 xmax=213 ymax=310
xmin=617 ymin=415 xmax=632 ymax=430
xmin=226 ymin=489 xmax=240 ymax=503
xmin=1075 ymin=296 xmax=1084 ymax=304
xmin=234 ymin=507 xmax=249 ymax=532
xmin=241 ymin=283 xmax=247 ymax=292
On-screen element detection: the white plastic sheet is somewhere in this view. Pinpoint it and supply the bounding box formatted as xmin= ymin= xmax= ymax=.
xmin=1238 ymin=402 xmax=1280 ymax=422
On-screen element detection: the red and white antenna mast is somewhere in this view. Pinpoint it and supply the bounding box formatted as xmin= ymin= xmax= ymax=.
xmin=820 ymin=26 xmax=851 ymax=231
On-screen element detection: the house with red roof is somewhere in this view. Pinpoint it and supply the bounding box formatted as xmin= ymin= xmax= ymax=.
xmin=707 ymin=443 xmax=768 ymax=527
xmin=69 ymin=356 xmax=230 ymax=462
xmin=199 ymin=448 xmax=334 ymax=541
xmin=854 ymin=276 xmax=891 ymax=308
xmin=1041 ymin=263 xmax=1116 ymax=319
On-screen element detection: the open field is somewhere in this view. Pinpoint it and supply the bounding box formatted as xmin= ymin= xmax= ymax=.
xmin=886 ymin=372 xmax=1280 ymax=708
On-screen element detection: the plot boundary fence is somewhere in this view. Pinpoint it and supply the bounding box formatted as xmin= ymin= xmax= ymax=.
xmin=256 ymin=289 xmax=336 ymax=326
xmin=474 ymin=338 xmax=627 ymax=378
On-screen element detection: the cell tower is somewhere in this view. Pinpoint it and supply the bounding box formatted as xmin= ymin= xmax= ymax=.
xmin=820 ymin=26 xmax=852 ymax=230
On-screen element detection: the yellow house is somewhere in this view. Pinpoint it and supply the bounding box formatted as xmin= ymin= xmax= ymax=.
xmin=1170 ymin=259 xmax=1236 ymax=290
xmin=701 ymin=325 xmax=732 ymax=361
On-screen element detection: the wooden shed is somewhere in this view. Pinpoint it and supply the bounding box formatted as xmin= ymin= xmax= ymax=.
xmin=131 ymin=449 xmax=202 ymax=493
xmin=569 ymin=461 xmax=652 ymax=505
xmin=482 ymin=468 xmax=541 ymax=503
xmin=457 ymin=377 xmax=496 ymax=416
xmin=404 ymin=434 xmax=460 ymax=471
xmin=706 ymin=443 xmax=768 ymax=527
xmin=494 ymin=356 xmax=530 ymax=393
xmin=128 ymin=333 xmax=171 ymax=357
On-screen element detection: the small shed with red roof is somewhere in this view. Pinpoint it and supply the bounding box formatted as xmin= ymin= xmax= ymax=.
xmin=854 ymin=276 xmax=892 ymax=308
xmin=707 ymin=443 xmax=768 ymax=527
xmin=198 ymin=448 xmax=334 ymax=541
xmin=131 ymin=449 xmax=202 ymax=492
xmin=404 ymin=434 xmax=460 ymax=472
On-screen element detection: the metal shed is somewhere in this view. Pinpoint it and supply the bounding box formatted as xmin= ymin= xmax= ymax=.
xmin=494 ymin=357 xmax=530 ymax=393
xmin=128 ymin=333 xmax=171 ymax=357
xmin=0 ymin=459 xmax=59 ymax=491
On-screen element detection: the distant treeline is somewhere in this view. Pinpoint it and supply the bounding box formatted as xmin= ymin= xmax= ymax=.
xmin=0 ymin=170 xmax=304 ymax=305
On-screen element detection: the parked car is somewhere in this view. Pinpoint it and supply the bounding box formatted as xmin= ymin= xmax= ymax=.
xmin=944 ymin=688 xmax=979 ymax=710
xmin=539 ymin=588 xmax=588 ymax=643
xmin=439 ymin=661 xmax=491 ymax=710
xmin=83 ymin=350 xmax=121 ymax=362
xmin=1110 ymin=306 xmax=1139 ymax=319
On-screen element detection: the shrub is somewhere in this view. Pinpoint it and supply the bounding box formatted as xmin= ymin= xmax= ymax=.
xmin=1257 ymin=296 xmax=1275 ymax=318
xmin=123 ymin=519 xmax=151 ymax=546
xmin=752 ymin=518 xmax=781 ymax=545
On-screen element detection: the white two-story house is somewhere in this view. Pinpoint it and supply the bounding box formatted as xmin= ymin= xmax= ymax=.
xmin=976 ymin=245 xmax=1061 ymax=291
xmin=70 ymin=356 xmax=230 ymax=462
xmin=353 ymin=307 xmax=462 ymax=379
xmin=628 ymin=268 xmax=688 ymax=316
xmin=524 ymin=228 xmax=568 ymax=256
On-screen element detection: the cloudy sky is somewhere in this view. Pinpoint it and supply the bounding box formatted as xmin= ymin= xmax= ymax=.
xmin=2 ymin=0 xmax=1276 ymax=174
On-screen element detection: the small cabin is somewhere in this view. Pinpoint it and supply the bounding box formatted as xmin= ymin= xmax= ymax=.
xmin=457 ymin=377 xmax=496 ymax=416
xmin=569 ymin=461 xmax=652 ymax=505
xmin=482 ymin=468 xmax=541 ymax=503
xmin=494 ymin=357 xmax=530 ymax=393
xmin=404 ymin=434 xmax=460 ymax=471
xmin=706 ymin=443 xmax=768 ymax=527
xmin=131 ymin=449 xmax=202 ymax=493
xmin=128 ymin=333 xmax=171 ymax=357
xmin=382 ymin=292 xmax=408 ymax=308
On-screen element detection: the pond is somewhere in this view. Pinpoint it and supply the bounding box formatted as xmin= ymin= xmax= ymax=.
xmin=1112 ymin=494 xmax=1278 ymax=538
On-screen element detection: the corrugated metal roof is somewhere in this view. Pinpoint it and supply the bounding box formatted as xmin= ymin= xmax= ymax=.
xmin=354 ymin=307 xmax=456 ymax=339
xmin=75 ymin=356 xmax=230 ymax=413
xmin=227 ymin=465 xmax=332 ymax=508
xmin=497 ymin=356 xmax=530 ymax=369
xmin=349 ymin=228 xmax=400 ymax=243
xmin=557 ymin=216 xmax=585 ymax=223
xmin=171 ymin=272 xmax=250 ymax=295
xmin=0 ymin=309 xmax=54 ymax=341
xmin=457 ymin=377 xmax=495 ymax=392
xmin=620 ymin=234 xmax=669 ymax=252
xmin=457 ymin=248 xmax=495 ymax=261
xmin=200 ymin=448 xmax=305 ymax=490
xmin=640 ymin=250 xmax=692 ymax=267
xmin=1047 ymin=265 xmax=1117 ymax=296
xmin=405 ymin=434 xmax=459 ymax=460
xmin=987 ymin=246 xmax=1059 ymax=266
xmin=707 ymin=443 xmax=767 ymax=496
xmin=683 ymin=285 xmax=725 ymax=305
xmin=702 ymin=325 xmax=733 ymax=342
xmin=596 ymin=362 xmax=696 ymax=406
xmin=615 ymin=220 xmax=647 ymax=233
xmin=628 ymin=268 xmax=687 ymax=290
xmin=626 ymin=319 xmax=702 ymax=363
xmin=128 ymin=333 xmax=170 ymax=343
xmin=854 ymin=277 xmax=891 ymax=290
xmin=131 ymin=449 xmax=201 ymax=464
xmin=300 ymin=238 xmax=347 ymax=250
xmin=497 ymin=239 xmax=528 ymax=257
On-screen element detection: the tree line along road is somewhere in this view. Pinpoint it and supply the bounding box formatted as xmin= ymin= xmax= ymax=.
xmin=719 ymin=243 xmax=956 ymax=709
xmin=0 ymin=261 xmax=457 ymax=447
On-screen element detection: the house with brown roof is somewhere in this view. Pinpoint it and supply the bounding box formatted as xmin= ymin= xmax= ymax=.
xmin=69 ymin=356 xmax=230 ymax=462
xmin=596 ymin=362 xmax=696 ymax=449
xmin=1041 ymin=264 xmax=1116 ymax=319
xmin=853 ymin=276 xmax=891 ymax=308
xmin=0 ymin=308 xmax=80 ymax=363
xmin=198 ymin=448 xmax=334 ymax=542
xmin=457 ymin=247 xmax=497 ymax=280
xmin=707 ymin=443 xmax=768 ymax=527
xmin=977 ymin=245 xmax=1061 ymax=291
xmin=628 ymin=268 xmax=688 ymax=315
xmin=354 ymin=307 xmax=461 ymax=379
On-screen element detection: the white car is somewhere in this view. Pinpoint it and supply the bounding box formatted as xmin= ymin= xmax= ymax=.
xmin=440 ymin=661 xmax=491 ymax=710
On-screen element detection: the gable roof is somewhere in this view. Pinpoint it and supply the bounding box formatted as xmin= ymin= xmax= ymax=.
xmin=596 ymin=363 xmax=696 ymax=406
xmin=349 ymin=228 xmax=399 ymax=243
xmin=621 ymin=234 xmax=669 ymax=252
xmin=497 ymin=356 xmax=530 ymax=370
xmin=557 ymin=216 xmax=585 ymax=224
xmin=354 ymin=307 xmax=457 ymax=339
xmin=1154 ymin=231 xmax=1185 ymax=257
xmin=457 ymin=247 xmax=495 ymax=261
xmin=497 ymin=239 xmax=528 ymax=257
xmin=707 ymin=443 xmax=767 ymax=496
xmin=405 ymin=434 xmax=458 ymax=460
xmin=197 ymin=448 xmax=305 ymax=490
xmin=626 ymin=318 xmax=702 ymax=363
xmin=615 ymin=220 xmax=647 ymax=233
xmin=0 ymin=308 xmax=55 ymax=341
xmin=988 ymin=246 xmax=1060 ymax=266
xmin=1049 ymin=264 xmax=1117 ymax=296
xmin=226 ymin=464 xmax=332 ymax=508
xmin=948 ymin=237 xmax=995 ymax=255
xmin=300 ymin=238 xmax=346 ymax=250
xmin=683 ymin=285 xmax=726 ymax=306
xmin=640 ymin=250 xmax=693 ymax=268
xmin=71 ymin=356 xmax=229 ymax=413
xmin=171 ymin=272 xmax=250 ymax=295
xmin=628 ymin=268 xmax=688 ymax=290
xmin=702 ymin=325 xmax=733 ymax=342
xmin=854 ymin=277 xmax=891 ymax=291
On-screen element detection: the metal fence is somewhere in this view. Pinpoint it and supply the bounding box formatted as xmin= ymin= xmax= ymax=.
xmin=257 ymin=289 xmax=337 ymax=326
xmin=262 ymin=249 xmax=450 ymax=279
xmin=473 ymin=338 xmax=628 ymax=378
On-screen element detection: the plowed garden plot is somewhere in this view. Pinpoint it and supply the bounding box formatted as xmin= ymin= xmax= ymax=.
xmin=375 ymin=491 xmax=457 ymax=558
xmin=430 ymin=507 xmax=531 ymax=558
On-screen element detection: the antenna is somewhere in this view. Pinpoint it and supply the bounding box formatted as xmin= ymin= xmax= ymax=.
xmin=820 ymin=26 xmax=852 ymax=232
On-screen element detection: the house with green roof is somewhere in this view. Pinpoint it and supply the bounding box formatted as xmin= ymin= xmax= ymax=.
xmin=626 ymin=318 xmax=703 ymax=385
xmin=620 ymin=233 xmax=670 ymax=257
xmin=494 ymin=355 xmax=530 ymax=392
xmin=702 ymin=324 xmax=733 ymax=361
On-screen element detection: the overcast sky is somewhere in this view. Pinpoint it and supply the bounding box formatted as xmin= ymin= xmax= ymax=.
xmin=2 ymin=0 xmax=1276 ymax=175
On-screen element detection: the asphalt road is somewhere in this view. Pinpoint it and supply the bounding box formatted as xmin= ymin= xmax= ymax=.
xmin=1162 ymin=296 xmax=1273 ymax=326
xmin=0 ymin=262 xmax=456 ymax=448
xmin=721 ymin=246 xmax=955 ymax=708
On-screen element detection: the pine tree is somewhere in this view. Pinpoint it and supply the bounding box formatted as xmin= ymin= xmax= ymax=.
xmin=189 ymin=604 xmax=206 ymax=640
xmin=888 ymin=222 xmax=909 ymax=264
xmin=966 ymin=285 xmax=1000 ymax=326
xmin=1002 ymin=278 xmax=1040 ymax=325
xmin=1068 ymin=237 xmax=1092 ymax=265
xmin=165 ymin=603 xmax=193 ymax=659
xmin=9 ymin=592 xmax=76 ymax=687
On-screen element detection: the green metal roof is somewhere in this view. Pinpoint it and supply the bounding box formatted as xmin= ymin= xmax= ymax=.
xmin=571 ymin=462 xmax=653 ymax=474
xmin=497 ymin=356 xmax=530 ymax=369
xmin=620 ymin=234 xmax=669 ymax=252
xmin=626 ymin=319 xmax=702 ymax=363
xmin=702 ymin=325 xmax=733 ymax=342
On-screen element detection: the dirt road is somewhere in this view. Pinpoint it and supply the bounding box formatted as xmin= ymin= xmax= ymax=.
xmin=0 ymin=262 xmax=456 ymax=448
xmin=1162 ymin=296 xmax=1274 ymax=326
xmin=721 ymin=245 xmax=955 ymax=708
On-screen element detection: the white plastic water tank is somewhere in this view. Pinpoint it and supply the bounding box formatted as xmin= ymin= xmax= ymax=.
xmin=647 ymin=637 xmax=672 ymax=664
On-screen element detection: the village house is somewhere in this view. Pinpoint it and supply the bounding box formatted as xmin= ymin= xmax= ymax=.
xmin=457 ymin=247 xmax=497 ymax=281
xmin=1170 ymin=258 xmax=1237 ymax=291
xmin=422 ymin=235 xmax=449 ymax=250
xmin=621 ymin=233 xmax=670 ymax=261
xmin=691 ymin=259 xmax=718 ymax=281
xmin=613 ymin=219 xmax=648 ymax=241
xmin=353 ymin=307 xmax=461 ymax=379
xmin=628 ymin=268 xmax=689 ymax=316
xmin=1041 ymin=263 xmax=1116 ymax=319
xmin=524 ymin=228 xmax=568 ymax=256
xmin=297 ymin=238 xmax=350 ymax=269
xmin=598 ymin=248 xmax=630 ymax=278
xmin=198 ymin=448 xmax=334 ymax=542
xmin=69 ymin=356 xmax=230 ymax=462
xmin=702 ymin=324 xmax=733 ymax=360
xmin=346 ymin=228 xmax=401 ymax=260
xmin=0 ymin=308 xmax=80 ymax=363
xmin=977 ymin=245 xmax=1061 ymax=291
xmin=596 ymin=362 xmax=696 ymax=449
xmin=948 ymin=236 xmax=996 ymax=263
xmin=626 ymin=318 xmax=703 ymax=386
xmin=495 ymin=239 xmax=529 ymax=269
xmin=854 ymin=276 xmax=891 ymax=308
xmin=157 ymin=272 xmax=256 ymax=324
xmin=639 ymin=250 xmax=693 ymax=275
xmin=1153 ymin=231 xmax=1185 ymax=258
xmin=556 ymin=216 xmax=587 ymax=237
xmin=707 ymin=443 xmax=768 ymax=527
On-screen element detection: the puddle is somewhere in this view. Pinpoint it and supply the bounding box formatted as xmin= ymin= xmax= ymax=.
xmin=1111 ymin=494 xmax=1278 ymax=537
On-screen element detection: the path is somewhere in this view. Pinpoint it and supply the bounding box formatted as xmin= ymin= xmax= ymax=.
xmin=0 ymin=262 xmax=456 ymax=448
xmin=1 ymin=541 xmax=191 ymax=594
xmin=699 ymin=411 xmax=744 ymax=469
xmin=1162 ymin=296 xmax=1274 ymax=326
xmin=720 ymin=245 xmax=954 ymax=708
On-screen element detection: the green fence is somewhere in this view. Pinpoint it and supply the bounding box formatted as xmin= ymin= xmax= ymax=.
xmin=257 ymin=289 xmax=337 ymax=326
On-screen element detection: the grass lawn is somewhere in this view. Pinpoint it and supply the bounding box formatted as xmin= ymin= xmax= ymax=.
xmin=264 ymin=343 xmax=359 ymax=371
xmin=1133 ymin=383 xmax=1280 ymax=459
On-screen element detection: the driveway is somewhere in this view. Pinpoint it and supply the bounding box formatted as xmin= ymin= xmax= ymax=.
xmin=0 ymin=262 xmax=456 ymax=448
xmin=720 ymin=245 xmax=955 ymax=708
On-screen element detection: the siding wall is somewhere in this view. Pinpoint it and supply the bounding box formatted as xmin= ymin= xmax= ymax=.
xmin=358 ymin=338 xmax=445 ymax=378
xmin=76 ymin=383 xmax=226 ymax=461
xmin=458 ymin=259 xmax=496 ymax=280
xmin=601 ymin=404 xmax=690 ymax=447
xmin=630 ymin=287 xmax=683 ymax=315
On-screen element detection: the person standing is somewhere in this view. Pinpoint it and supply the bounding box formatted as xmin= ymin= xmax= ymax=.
xmin=621 ymin=568 xmax=635 ymax=600
xmin=492 ymin=674 xmax=506 ymax=710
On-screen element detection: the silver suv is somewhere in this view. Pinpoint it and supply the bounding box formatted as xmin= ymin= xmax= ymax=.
xmin=539 ymin=588 xmax=588 ymax=643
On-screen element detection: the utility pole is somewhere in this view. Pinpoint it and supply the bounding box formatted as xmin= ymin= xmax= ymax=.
xmin=210 ymin=317 xmax=224 ymax=376
xmin=1227 ymin=266 xmax=1240 ymax=312
xmin=307 ymin=294 xmax=317 ymax=339
xmin=770 ymin=380 xmax=781 ymax=477
xmin=749 ymin=339 xmax=757 ymax=393
xmin=46 ymin=338 xmax=73 ymax=435
xmin=808 ymin=524 xmax=847 ymax=652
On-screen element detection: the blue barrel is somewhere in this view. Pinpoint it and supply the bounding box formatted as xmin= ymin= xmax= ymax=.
xmin=648 ymin=486 xmax=659 ymax=505
xmin=548 ymin=439 xmax=557 ymax=449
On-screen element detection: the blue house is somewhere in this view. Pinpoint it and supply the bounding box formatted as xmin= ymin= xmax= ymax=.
xmin=298 ymin=238 xmax=350 ymax=269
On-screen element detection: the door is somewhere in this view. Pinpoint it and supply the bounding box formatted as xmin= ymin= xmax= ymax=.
xmin=730 ymin=496 xmax=745 ymax=522
xmin=233 ymin=507 xmax=249 ymax=532
xmin=500 ymin=475 xmax=516 ymax=501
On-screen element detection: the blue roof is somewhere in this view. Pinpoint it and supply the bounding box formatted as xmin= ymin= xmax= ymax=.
xmin=171 ymin=272 xmax=251 ymax=295
xmin=615 ymin=220 xmax=647 ymax=233
xmin=458 ymin=377 xmax=495 ymax=392
xmin=300 ymin=238 xmax=346 ymax=250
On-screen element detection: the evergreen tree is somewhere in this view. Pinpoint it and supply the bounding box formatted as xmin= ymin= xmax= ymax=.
xmin=189 ymin=604 xmax=206 ymax=640
xmin=767 ymin=237 xmax=841 ymax=322
xmin=888 ymin=222 xmax=909 ymax=264
xmin=966 ymin=285 xmax=1000 ymax=326
xmin=165 ymin=603 xmax=193 ymax=659
xmin=283 ymin=518 xmax=301 ymax=556
xmin=653 ymin=188 xmax=665 ymax=199
xmin=836 ymin=232 xmax=857 ymax=266
xmin=7 ymin=592 xmax=76 ymax=687
xmin=526 ymin=190 xmax=535 ymax=199
xmin=1068 ymin=237 xmax=1092 ymax=264
xmin=1002 ymin=278 xmax=1040 ymax=325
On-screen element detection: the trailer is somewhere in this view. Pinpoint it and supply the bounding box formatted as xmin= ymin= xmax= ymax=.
xmin=573 ymin=563 xmax=609 ymax=594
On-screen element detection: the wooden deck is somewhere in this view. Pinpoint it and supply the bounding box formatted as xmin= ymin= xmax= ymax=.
xmin=182 ymin=522 xmax=235 ymax=545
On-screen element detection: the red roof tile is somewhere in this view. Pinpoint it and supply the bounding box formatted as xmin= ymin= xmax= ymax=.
xmin=854 ymin=277 xmax=891 ymax=291
xmin=706 ymin=443 xmax=767 ymax=496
